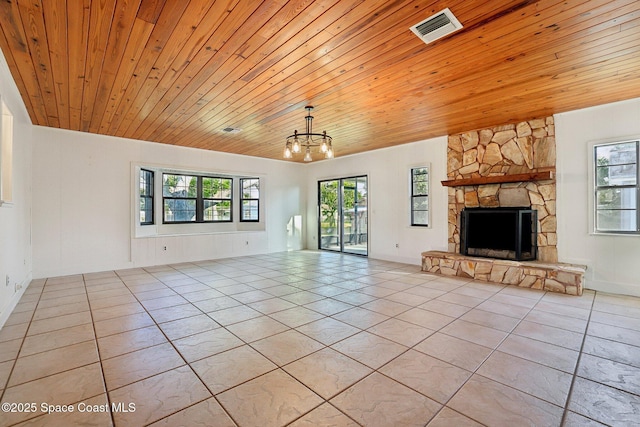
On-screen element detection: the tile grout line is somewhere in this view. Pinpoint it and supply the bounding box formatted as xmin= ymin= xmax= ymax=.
xmin=397 ymin=284 xmax=544 ymax=426
xmin=134 ymin=262 xmax=343 ymax=425
xmin=272 ymin=272 xmax=404 ymax=426
xmin=0 ymin=279 xmax=45 ymax=426
xmin=115 ymin=265 xmax=240 ymax=427
xmin=83 ymin=273 xmax=118 ymax=427
xmin=304 ymin=276 xmax=480 ymax=425
xmin=195 ymin=260 xmax=374 ymax=426
xmin=320 ymin=276 xmax=471 ymax=423
xmin=5 ymin=254 xmax=637 ymax=426
xmin=203 ymin=266 xmax=407 ymax=425
xmin=559 ymin=289 xmax=597 ymax=426
xmin=4 ymin=278 xmax=107 ymax=425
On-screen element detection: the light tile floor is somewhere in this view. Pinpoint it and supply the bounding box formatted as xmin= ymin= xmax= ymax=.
xmin=1 ymin=251 xmax=639 ymax=426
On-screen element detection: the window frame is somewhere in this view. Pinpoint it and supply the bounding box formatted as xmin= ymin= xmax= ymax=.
xmin=202 ymin=176 xmax=233 ymax=222
xmin=240 ymin=178 xmax=260 ymax=222
xmin=410 ymin=166 xmax=430 ymax=227
xmin=0 ymin=96 xmax=13 ymax=206
xmin=162 ymin=173 xmax=233 ymax=224
xmin=593 ymin=140 xmax=640 ymax=234
xmin=139 ymin=169 xmax=154 ymax=225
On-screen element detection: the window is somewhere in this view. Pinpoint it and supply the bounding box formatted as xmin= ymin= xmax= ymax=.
xmin=202 ymin=177 xmax=232 ymax=221
xmin=162 ymin=173 xmax=232 ymax=223
xmin=139 ymin=169 xmax=154 ymax=225
xmin=594 ymin=140 xmax=639 ymax=233
xmin=411 ymin=167 xmax=429 ymax=226
xmin=240 ymin=178 xmax=260 ymax=221
xmin=0 ymin=97 xmax=13 ymax=205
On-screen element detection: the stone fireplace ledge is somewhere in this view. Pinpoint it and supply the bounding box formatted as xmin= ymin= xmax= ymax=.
xmin=421 ymin=251 xmax=586 ymax=296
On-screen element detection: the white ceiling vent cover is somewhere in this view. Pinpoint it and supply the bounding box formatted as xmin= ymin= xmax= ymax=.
xmin=410 ymin=8 xmax=463 ymax=45
xmin=221 ymin=127 xmax=242 ymax=134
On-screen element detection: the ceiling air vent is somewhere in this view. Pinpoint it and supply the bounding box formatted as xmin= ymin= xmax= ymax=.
xmin=410 ymin=8 xmax=463 ymax=45
xmin=221 ymin=127 xmax=242 ymax=134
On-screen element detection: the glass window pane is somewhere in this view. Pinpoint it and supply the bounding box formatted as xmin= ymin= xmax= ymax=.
xmin=162 ymin=174 xmax=174 ymax=197
xmin=242 ymin=200 xmax=259 ymax=221
xmin=596 ymin=142 xmax=636 ymax=166
xmin=596 ymin=188 xmax=637 ymax=209
xmin=608 ymin=164 xmax=637 ymax=186
xmin=164 ymin=199 xmax=196 ymax=222
xmin=202 ymin=177 xmax=214 ymax=198
xmin=140 ymin=169 xmax=153 ymax=196
xmin=596 ymin=143 xmax=637 ymax=186
xmin=595 ymin=166 xmax=609 ymax=186
xmin=413 ymin=182 xmax=428 ymax=195
xmin=204 ymin=200 xmax=231 ymax=221
xmin=242 ymin=178 xmax=259 ymax=198
xmin=163 ymin=174 xmax=196 ymax=197
xmin=596 ymin=210 xmax=637 ymax=232
xmin=212 ymin=178 xmax=232 ymax=199
xmin=413 ymin=211 xmax=428 ymax=226
xmin=412 ymin=167 xmax=427 ymax=176
xmin=140 ymin=196 xmax=152 ymax=224
xmin=187 ymin=177 xmax=198 ymax=197
xmin=412 ymin=196 xmax=428 ymax=211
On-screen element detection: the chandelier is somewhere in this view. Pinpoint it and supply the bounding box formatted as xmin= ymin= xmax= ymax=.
xmin=284 ymin=106 xmax=334 ymax=161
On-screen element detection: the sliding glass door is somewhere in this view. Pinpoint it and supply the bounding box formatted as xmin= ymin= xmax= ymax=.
xmin=318 ymin=176 xmax=368 ymax=256
xmin=319 ymin=180 xmax=341 ymax=251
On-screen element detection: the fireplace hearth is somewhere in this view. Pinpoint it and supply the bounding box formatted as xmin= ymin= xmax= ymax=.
xmin=460 ymin=207 xmax=537 ymax=261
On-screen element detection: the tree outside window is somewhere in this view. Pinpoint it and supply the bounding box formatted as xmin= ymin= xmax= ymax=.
xmin=162 ymin=174 xmax=232 ymax=223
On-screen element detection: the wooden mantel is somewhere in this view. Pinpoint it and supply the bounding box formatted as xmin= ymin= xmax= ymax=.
xmin=441 ymin=171 xmax=554 ymax=187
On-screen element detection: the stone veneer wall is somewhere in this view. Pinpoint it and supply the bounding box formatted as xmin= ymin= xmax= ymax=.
xmin=447 ymin=117 xmax=558 ymax=263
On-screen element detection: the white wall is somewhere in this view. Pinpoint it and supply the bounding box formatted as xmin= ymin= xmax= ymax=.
xmin=304 ymin=137 xmax=449 ymax=265
xmin=556 ymin=98 xmax=640 ymax=297
xmin=32 ymin=127 xmax=307 ymax=278
xmin=0 ymin=48 xmax=33 ymax=327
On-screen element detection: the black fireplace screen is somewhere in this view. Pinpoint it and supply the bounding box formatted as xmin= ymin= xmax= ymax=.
xmin=460 ymin=207 xmax=537 ymax=261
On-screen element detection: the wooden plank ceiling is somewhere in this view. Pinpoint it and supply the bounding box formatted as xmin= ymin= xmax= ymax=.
xmin=1 ymin=0 xmax=639 ymax=162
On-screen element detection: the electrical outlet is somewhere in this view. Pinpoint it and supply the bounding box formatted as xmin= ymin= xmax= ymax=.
xmin=163 ymin=246 xmax=167 ymax=251
xmin=245 ymin=241 xmax=249 ymax=245
xmin=395 ymin=243 xmax=399 ymax=248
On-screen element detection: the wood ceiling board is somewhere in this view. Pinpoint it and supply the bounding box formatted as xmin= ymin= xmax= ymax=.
xmin=1 ymin=0 xmax=640 ymax=162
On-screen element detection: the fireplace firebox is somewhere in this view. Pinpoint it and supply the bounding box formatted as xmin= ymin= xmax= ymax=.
xmin=460 ymin=207 xmax=537 ymax=261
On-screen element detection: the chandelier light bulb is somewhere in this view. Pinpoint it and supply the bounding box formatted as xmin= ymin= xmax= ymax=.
xmin=284 ymin=144 xmax=292 ymax=158
xmin=325 ymin=147 xmax=334 ymax=158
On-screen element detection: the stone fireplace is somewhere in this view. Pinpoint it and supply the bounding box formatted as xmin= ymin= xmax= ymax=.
xmin=422 ymin=117 xmax=586 ymax=295
xmin=446 ymin=117 xmax=557 ymax=263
